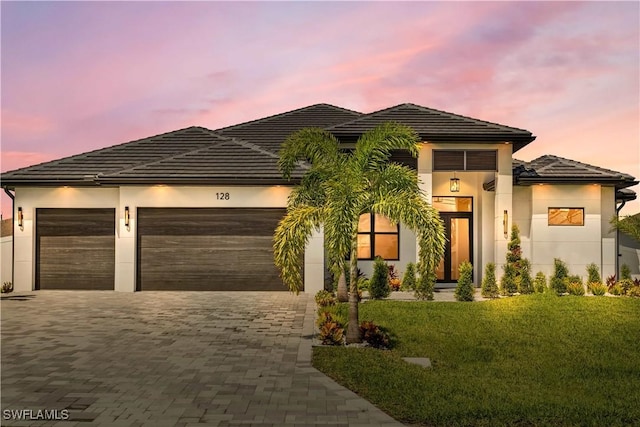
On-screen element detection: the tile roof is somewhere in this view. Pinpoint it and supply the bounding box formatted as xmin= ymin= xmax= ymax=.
xmin=0 ymin=126 xmax=308 ymax=186
xmin=327 ymin=103 xmax=535 ymax=151
xmin=513 ymin=155 xmax=637 ymax=187
xmin=215 ymin=103 xmax=362 ymax=153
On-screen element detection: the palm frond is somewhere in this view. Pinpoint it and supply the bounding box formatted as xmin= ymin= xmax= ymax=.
xmin=278 ymin=128 xmax=341 ymax=180
xmin=273 ymin=205 xmax=323 ymax=293
xmin=352 ymin=122 xmax=420 ymax=173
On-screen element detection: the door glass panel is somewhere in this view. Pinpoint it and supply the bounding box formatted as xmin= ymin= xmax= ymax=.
xmin=374 ymin=234 xmax=399 ymax=259
xmin=450 ymin=218 xmax=470 ymax=280
xmin=436 ymin=257 xmax=445 ymax=281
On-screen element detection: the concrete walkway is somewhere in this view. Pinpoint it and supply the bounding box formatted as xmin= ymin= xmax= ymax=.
xmin=1 ymin=291 xmax=403 ymax=427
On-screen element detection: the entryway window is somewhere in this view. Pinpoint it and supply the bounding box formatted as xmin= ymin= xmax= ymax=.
xmin=357 ymin=213 xmax=399 ymax=260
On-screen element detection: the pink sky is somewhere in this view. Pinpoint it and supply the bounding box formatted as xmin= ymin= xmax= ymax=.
xmin=1 ymin=1 xmax=638 ymax=217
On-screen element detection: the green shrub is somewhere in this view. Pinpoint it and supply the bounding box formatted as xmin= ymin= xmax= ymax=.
xmin=501 ymin=263 xmax=519 ymax=296
xmin=628 ymin=286 xmax=640 ymax=298
xmin=317 ymin=317 xmax=345 ymax=345
xmin=315 ymin=290 xmax=336 ymax=307
xmin=534 ymin=272 xmax=547 ymax=293
xmin=500 ymin=224 xmax=523 ymax=296
xmin=414 ymin=271 xmax=435 ymax=301
xmin=588 ymin=282 xmax=607 ymax=296
xmin=369 ymin=256 xmax=391 ymax=299
xmin=586 ymin=263 xmax=601 ymax=284
xmin=618 ymin=278 xmax=635 ymax=295
xmin=401 ymin=262 xmax=416 ymax=291
xmin=359 ymin=321 xmax=392 ymax=349
xmin=610 ymin=283 xmax=625 ymax=296
xmin=518 ymin=259 xmax=534 ymax=294
xmin=621 ymin=264 xmax=632 ymax=281
xmin=454 ymin=261 xmax=474 ymax=301
xmin=481 ymin=263 xmax=499 ymax=298
xmin=550 ymin=258 xmax=569 ymax=295
xmin=1 ymin=281 xmax=13 ymax=293
xmin=567 ymin=281 xmax=585 ymax=296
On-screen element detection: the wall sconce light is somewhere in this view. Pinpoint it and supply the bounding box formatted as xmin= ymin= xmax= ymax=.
xmin=17 ymin=207 xmax=24 ymax=229
xmin=450 ymin=173 xmax=460 ymax=192
xmin=503 ymin=210 xmax=509 ymax=238
xmin=124 ymin=206 xmax=130 ymax=230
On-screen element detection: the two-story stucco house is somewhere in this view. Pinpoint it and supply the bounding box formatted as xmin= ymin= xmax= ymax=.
xmin=2 ymin=103 xmax=637 ymax=293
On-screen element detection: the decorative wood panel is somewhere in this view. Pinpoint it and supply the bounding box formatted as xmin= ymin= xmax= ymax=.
xmin=433 ymin=150 xmax=465 ymax=171
xmin=36 ymin=209 xmax=115 ymax=290
xmin=466 ymin=150 xmax=497 ymax=171
xmin=137 ymin=208 xmax=290 ymax=291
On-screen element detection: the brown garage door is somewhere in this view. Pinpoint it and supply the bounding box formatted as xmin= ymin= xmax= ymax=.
xmin=36 ymin=208 xmax=115 ymax=290
xmin=137 ymin=208 xmax=290 ymax=291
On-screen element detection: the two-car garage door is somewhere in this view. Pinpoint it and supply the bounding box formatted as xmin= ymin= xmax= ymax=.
xmin=137 ymin=208 xmax=288 ymax=291
xmin=36 ymin=207 xmax=289 ymax=291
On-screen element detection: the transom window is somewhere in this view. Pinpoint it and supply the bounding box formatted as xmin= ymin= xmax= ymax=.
xmin=357 ymin=214 xmax=399 ymax=260
xmin=548 ymin=208 xmax=584 ymax=226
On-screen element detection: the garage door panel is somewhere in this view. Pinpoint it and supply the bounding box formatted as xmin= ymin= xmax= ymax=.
xmin=137 ymin=208 xmax=290 ymax=291
xmin=37 ymin=209 xmax=115 ymax=290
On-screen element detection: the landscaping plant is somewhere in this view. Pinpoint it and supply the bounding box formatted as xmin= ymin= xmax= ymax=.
xmin=316 ymin=312 xmax=345 ymax=346
xmin=588 ymin=281 xmax=607 ymax=296
xmin=1 ymin=281 xmax=13 ymax=293
xmin=274 ymin=122 xmax=446 ymax=343
xmin=533 ymin=271 xmax=547 ymax=293
xmin=359 ymin=321 xmax=392 ymax=349
xmin=586 ymin=263 xmax=602 ymax=284
xmin=454 ymin=261 xmax=474 ymax=301
xmin=550 ymin=258 xmax=569 ymax=295
xmin=500 ymin=224 xmax=523 ymax=295
xmin=388 ymin=264 xmax=401 ymax=291
xmin=369 ymin=256 xmax=391 ymax=299
xmin=414 ymin=271 xmax=435 ymax=300
xmin=315 ymin=290 xmax=336 ymax=307
xmin=481 ymin=263 xmax=499 ymax=298
xmin=518 ymin=258 xmax=534 ymax=294
xmin=401 ymin=262 xmax=416 ymax=291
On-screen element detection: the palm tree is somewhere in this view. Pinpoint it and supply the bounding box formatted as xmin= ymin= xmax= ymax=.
xmin=274 ymin=122 xmax=445 ymax=343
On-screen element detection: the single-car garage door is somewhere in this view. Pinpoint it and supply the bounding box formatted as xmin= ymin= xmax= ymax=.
xmin=137 ymin=208 xmax=290 ymax=291
xmin=36 ymin=208 xmax=115 ymax=290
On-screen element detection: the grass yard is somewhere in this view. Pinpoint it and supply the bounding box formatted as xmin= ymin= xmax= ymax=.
xmin=312 ymin=293 xmax=640 ymax=426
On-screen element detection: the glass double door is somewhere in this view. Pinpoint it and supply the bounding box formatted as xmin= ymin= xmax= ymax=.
xmin=435 ymin=212 xmax=473 ymax=283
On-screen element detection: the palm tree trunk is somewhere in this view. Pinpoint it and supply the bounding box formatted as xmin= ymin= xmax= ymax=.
xmin=346 ymin=233 xmax=362 ymax=343
xmin=336 ymin=271 xmax=348 ymax=302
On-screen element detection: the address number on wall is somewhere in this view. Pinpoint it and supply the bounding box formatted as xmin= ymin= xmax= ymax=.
xmin=216 ymin=192 xmax=230 ymax=200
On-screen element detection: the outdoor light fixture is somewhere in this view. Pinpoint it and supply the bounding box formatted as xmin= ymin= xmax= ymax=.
xmin=124 ymin=206 xmax=130 ymax=230
xmin=503 ymin=210 xmax=509 ymax=238
xmin=450 ymin=173 xmax=460 ymax=192
xmin=17 ymin=207 xmax=24 ymax=229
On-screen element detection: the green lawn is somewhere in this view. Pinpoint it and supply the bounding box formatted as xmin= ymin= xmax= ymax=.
xmin=312 ymin=294 xmax=640 ymax=427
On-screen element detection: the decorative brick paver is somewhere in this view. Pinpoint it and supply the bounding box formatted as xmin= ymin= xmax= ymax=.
xmin=1 ymin=292 xmax=403 ymax=426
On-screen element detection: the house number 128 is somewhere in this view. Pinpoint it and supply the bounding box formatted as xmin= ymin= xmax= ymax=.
xmin=216 ymin=192 xmax=230 ymax=200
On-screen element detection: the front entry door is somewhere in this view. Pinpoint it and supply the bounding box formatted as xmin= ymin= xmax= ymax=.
xmin=436 ymin=213 xmax=473 ymax=282
xmin=432 ymin=197 xmax=473 ymax=284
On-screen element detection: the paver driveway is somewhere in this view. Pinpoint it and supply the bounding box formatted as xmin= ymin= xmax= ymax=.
xmin=1 ymin=291 xmax=403 ymax=427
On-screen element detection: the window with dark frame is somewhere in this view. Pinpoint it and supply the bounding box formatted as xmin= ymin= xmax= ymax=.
xmin=548 ymin=208 xmax=584 ymax=226
xmin=357 ymin=213 xmax=399 ymax=260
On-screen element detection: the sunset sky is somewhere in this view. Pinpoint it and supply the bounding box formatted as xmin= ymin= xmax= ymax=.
xmin=1 ymin=1 xmax=639 ymax=217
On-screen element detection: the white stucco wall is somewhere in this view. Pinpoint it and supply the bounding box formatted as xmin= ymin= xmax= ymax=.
xmin=418 ymin=143 xmax=506 ymax=285
xmin=1 ymin=236 xmax=12 ymax=286
xmin=11 ymin=185 xmax=325 ymax=294
xmin=529 ymin=184 xmax=613 ymax=279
